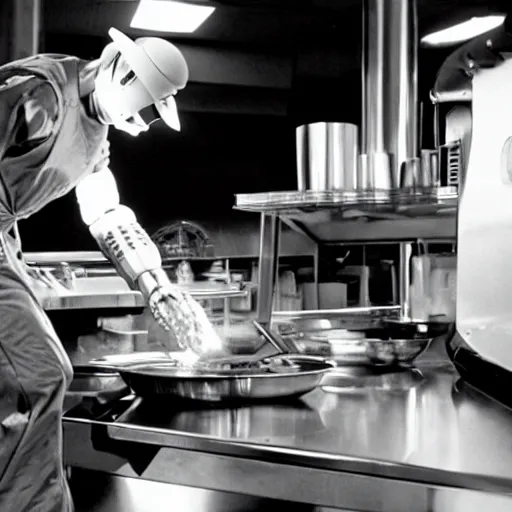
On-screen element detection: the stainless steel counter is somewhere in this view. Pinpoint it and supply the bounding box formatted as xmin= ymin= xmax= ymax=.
xmin=41 ymin=290 xmax=144 ymax=310
xmin=64 ymin=339 xmax=512 ymax=511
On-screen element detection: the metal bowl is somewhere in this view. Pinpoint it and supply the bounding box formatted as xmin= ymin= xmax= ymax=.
xmin=364 ymin=338 xmax=432 ymax=366
xmin=278 ymin=315 xmax=388 ymax=333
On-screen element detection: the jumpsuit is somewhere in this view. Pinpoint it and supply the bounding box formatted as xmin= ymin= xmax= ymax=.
xmin=0 ymin=54 xmax=108 ymax=511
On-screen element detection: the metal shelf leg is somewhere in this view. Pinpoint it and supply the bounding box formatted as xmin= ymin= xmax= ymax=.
xmin=256 ymin=214 xmax=281 ymax=328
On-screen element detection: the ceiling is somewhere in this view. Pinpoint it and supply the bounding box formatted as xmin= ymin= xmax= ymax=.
xmin=44 ymin=0 xmax=509 ymax=48
xmin=41 ymin=0 xmax=511 ymax=120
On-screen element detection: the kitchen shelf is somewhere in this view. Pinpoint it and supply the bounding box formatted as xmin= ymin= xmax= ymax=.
xmin=235 ymin=187 xmax=457 ymax=217
xmin=179 ymin=282 xmax=249 ymax=300
xmin=235 ymin=188 xmax=458 ymax=243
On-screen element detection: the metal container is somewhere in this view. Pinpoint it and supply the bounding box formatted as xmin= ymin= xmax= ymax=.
xmin=420 ymin=149 xmax=439 ymax=188
xmin=364 ymin=338 xmax=432 ymax=366
xmin=296 ymin=122 xmax=358 ymax=192
xmin=90 ymin=352 xmax=333 ymax=402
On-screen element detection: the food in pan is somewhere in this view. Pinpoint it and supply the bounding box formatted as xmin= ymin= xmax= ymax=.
xmin=155 ymin=353 xmax=302 ymax=375
xmin=200 ymin=357 xmax=302 ymax=375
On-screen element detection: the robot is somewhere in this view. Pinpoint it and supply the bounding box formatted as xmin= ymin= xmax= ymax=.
xmin=0 ymin=28 xmax=221 ymax=511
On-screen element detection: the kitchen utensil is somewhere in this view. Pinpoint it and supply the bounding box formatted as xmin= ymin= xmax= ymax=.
xmin=296 ymin=122 xmax=358 ymax=191
xmin=309 ymin=335 xmax=432 ymax=367
xmin=89 ymin=352 xmax=333 ymax=402
xmin=379 ymin=318 xmax=450 ymax=339
xmin=364 ymin=338 xmax=432 ymax=366
xmin=253 ymin=320 xmax=299 ymax=354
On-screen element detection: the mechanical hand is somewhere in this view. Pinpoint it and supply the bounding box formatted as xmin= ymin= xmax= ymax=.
xmin=147 ymin=280 xmax=223 ymax=354
xmin=78 ymin=168 xmax=225 ymax=355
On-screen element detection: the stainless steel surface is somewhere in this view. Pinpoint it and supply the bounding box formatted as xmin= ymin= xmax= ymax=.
xmin=40 ymin=290 xmax=145 ymax=311
xmin=456 ymin=58 xmax=512 ymax=371
xmin=399 ymin=157 xmax=421 ymax=190
xmin=24 ymin=251 xmax=108 ymax=264
xmin=281 ymin=318 xmax=434 ymax=367
xmin=364 ymin=152 xmax=392 ymax=191
xmin=256 ymin=214 xmax=280 ymax=328
xmin=64 ymin=439 xmax=512 ymax=512
xmin=273 ymin=306 xmax=400 ymax=320
xmin=65 ymin=341 xmax=512 ymax=499
xmin=253 ymin=320 xmax=297 ymax=354
xmin=313 ymin=244 xmax=320 ymax=310
xmin=420 ymin=149 xmax=438 ymax=188
xmin=362 ymin=0 xmax=418 ymax=191
xmin=296 ymin=123 xmax=358 ymax=192
xmin=274 ymin=314 xmax=390 ymax=332
xmin=279 ymin=216 xmax=456 ymax=244
xmin=180 ymin=283 xmax=248 ymax=301
xmin=399 ymin=242 xmax=413 ymax=321
xmin=234 ymin=189 xmax=458 ymax=220
xmin=65 ymin=339 xmax=512 ymax=511
xmin=69 ymin=470 xmax=323 ymax=512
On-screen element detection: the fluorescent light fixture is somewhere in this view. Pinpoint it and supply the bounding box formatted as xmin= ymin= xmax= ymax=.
xmin=422 ymin=15 xmax=506 ymax=47
xmin=131 ymin=0 xmax=215 ymax=33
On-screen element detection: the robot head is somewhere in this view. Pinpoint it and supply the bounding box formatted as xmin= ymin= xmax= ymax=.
xmin=94 ymin=28 xmax=189 ymax=136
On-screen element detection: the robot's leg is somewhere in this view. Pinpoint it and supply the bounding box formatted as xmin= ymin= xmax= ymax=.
xmin=0 ymin=264 xmax=74 ymax=512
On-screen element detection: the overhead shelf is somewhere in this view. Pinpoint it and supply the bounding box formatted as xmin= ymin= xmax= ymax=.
xmin=235 ymin=188 xmax=458 ymax=243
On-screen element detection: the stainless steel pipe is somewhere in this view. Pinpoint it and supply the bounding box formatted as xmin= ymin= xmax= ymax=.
xmin=362 ymin=0 xmax=419 ymax=191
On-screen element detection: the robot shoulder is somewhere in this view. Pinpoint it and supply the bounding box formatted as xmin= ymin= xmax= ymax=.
xmin=1 ymin=76 xmax=60 ymax=147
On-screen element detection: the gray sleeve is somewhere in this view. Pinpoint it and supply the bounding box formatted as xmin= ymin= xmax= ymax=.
xmin=1 ymin=76 xmax=59 ymax=155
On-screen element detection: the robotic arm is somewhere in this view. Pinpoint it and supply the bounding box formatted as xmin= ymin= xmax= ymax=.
xmin=75 ymin=166 xmax=223 ymax=355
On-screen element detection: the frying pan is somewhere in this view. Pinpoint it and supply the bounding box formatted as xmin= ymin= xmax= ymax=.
xmin=88 ymin=352 xmax=333 ymax=403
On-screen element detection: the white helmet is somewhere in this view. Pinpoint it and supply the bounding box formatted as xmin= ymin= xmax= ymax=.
xmin=94 ymin=28 xmax=189 ymax=135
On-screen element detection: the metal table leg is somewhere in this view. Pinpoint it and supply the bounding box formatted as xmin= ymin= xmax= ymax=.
xmin=399 ymin=242 xmax=413 ymax=321
xmin=313 ymin=244 xmax=320 ymax=310
xmin=256 ymin=213 xmax=281 ymax=328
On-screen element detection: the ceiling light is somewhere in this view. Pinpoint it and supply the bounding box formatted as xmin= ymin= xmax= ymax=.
xmin=421 ymin=15 xmax=506 ymax=47
xmin=130 ymin=0 xmax=215 ymax=33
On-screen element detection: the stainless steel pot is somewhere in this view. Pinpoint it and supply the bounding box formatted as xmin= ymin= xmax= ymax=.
xmin=296 ymin=122 xmax=359 ymax=192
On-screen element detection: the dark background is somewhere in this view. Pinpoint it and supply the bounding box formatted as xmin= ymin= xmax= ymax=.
xmin=3 ymin=0 xmax=507 ymax=252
